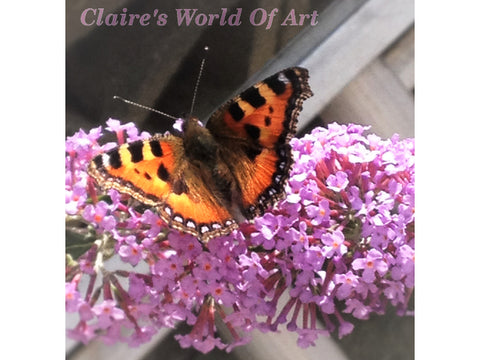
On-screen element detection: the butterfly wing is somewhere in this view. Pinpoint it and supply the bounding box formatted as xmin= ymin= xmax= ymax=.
xmin=88 ymin=134 xmax=237 ymax=241
xmin=88 ymin=67 xmax=312 ymax=241
xmin=206 ymin=67 xmax=313 ymax=218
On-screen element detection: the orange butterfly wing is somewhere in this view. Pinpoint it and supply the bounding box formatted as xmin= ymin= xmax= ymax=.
xmin=87 ymin=135 xmax=237 ymax=240
xmin=206 ymin=67 xmax=313 ymax=218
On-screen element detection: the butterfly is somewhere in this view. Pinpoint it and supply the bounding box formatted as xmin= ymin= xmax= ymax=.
xmin=88 ymin=67 xmax=313 ymax=241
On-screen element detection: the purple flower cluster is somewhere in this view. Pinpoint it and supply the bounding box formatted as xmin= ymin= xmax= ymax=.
xmin=66 ymin=119 xmax=414 ymax=353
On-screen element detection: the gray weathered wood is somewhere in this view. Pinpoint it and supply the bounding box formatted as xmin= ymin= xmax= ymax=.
xmin=321 ymin=57 xmax=414 ymax=138
xmin=298 ymin=0 xmax=414 ymax=130
xmin=382 ymin=26 xmax=415 ymax=90
xmin=230 ymin=296 xmax=349 ymax=360
xmin=221 ymin=0 xmax=414 ymax=132
xmin=67 ymin=329 xmax=172 ymax=360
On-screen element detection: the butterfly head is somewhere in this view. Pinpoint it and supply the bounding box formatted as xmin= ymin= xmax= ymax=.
xmin=182 ymin=116 xmax=218 ymax=165
xmin=180 ymin=116 xmax=204 ymax=132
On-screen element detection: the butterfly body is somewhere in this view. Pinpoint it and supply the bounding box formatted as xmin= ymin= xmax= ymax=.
xmin=88 ymin=67 xmax=312 ymax=241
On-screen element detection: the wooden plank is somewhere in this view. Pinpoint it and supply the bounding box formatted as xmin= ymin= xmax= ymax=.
xmin=246 ymin=0 xmax=333 ymax=74
xmin=233 ymin=0 xmax=367 ymax=86
xmin=232 ymin=329 xmax=349 ymax=360
xmin=229 ymin=291 xmax=349 ymax=360
xmin=66 ymin=0 xmax=130 ymax=44
xmin=382 ymin=26 xmax=415 ymax=90
xmin=320 ymin=58 xmax=414 ymax=138
xmin=297 ymin=0 xmax=414 ymax=131
xmin=223 ymin=0 xmax=414 ymax=132
xmin=67 ymin=329 xmax=172 ymax=360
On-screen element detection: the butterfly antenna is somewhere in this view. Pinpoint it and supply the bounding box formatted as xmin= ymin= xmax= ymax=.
xmin=113 ymin=96 xmax=177 ymax=120
xmin=189 ymin=46 xmax=209 ymax=116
